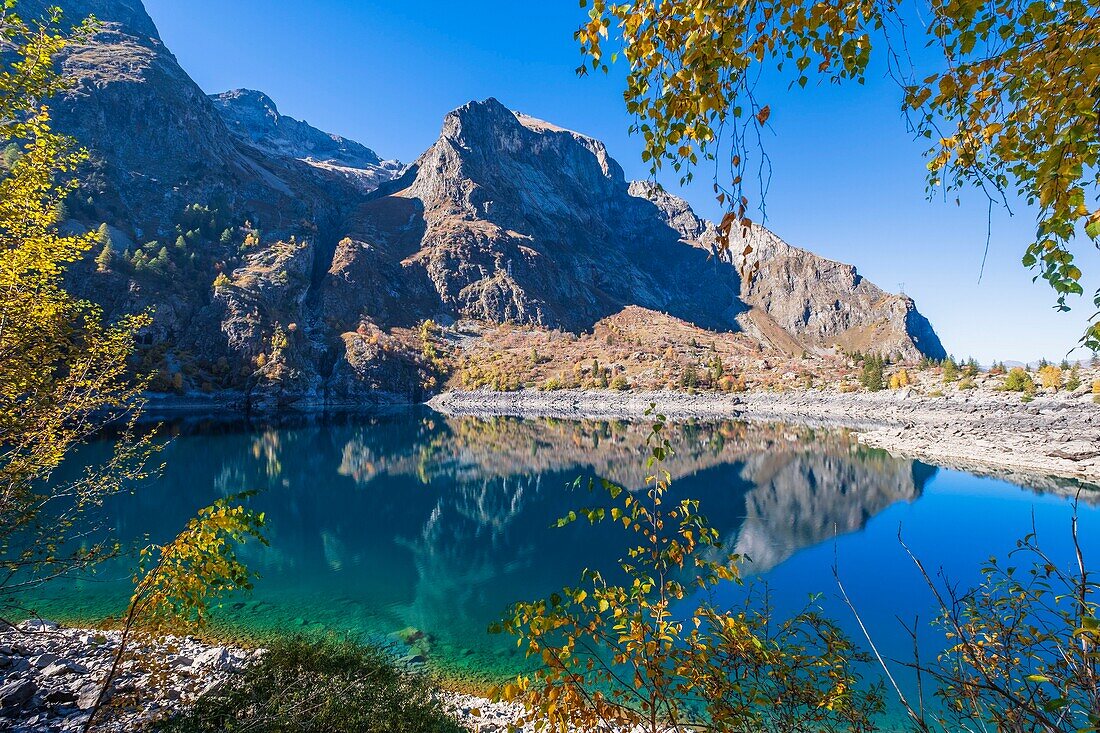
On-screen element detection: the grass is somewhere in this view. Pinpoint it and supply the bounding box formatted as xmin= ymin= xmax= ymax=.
xmin=155 ymin=636 xmax=464 ymax=733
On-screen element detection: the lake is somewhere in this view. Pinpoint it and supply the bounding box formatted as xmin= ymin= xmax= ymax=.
xmin=25 ymin=408 xmax=1100 ymax=711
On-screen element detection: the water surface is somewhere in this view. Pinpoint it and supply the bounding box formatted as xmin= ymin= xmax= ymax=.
xmin=29 ymin=409 xmax=1100 ymax=700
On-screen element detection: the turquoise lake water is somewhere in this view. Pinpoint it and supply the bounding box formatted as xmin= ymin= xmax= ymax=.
xmin=25 ymin=409 xmax=1100 ymax=712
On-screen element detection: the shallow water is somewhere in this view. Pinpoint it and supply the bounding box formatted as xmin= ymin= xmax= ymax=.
xmin=24 ymin=409 xmax=1100 ymax=714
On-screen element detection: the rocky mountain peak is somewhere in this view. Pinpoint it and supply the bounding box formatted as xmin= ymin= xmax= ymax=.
xmin=211 ymin=88 xmax=402 ymax=191
xmin=212 ymin=88 xmax=282 ymax=124
xmin=406 ymin=98 xmax=626 ymax=230
xmin=36 ymin=0 xmax=949 ymax=409
xmin=630 ymin=180 xmax=947 ymax=360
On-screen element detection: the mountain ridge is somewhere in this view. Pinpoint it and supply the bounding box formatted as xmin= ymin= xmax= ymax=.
xmin=30 ymin=0 xmax=946 ymax=409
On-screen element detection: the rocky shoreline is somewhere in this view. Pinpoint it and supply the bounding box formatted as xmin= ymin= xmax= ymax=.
xmin=0 ymin=620 xmax=254 ymax=732
xmin=0 ymin=619 xmax=521 ymax=733
xmin=428 ymin=387 xmax=1100 ymax=487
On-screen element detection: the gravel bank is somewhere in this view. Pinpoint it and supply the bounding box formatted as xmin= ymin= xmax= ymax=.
xmin=0 ymin=620 xmax=528 ymax=733
xmin=428 ymin=388 xmax=1100 ymax=487
xmin=0 ymin=620 xmax=253 ymax=732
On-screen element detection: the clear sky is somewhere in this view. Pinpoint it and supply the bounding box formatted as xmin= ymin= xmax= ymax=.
xmin=142 ymin=0 xmax=1096 ymax=364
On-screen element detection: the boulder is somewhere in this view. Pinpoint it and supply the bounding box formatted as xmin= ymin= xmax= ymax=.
xmin=0 ymin=678 xmax=36 ymax=710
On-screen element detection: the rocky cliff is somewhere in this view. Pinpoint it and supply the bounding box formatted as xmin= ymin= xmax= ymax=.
xmin=20 ymin=0 xmax=380 ymax=239
xmin=631 ymin=181 xmax=946 ymax=360
xmin=211 ymin=89 xmax=404 ymax=192
xmin=32 ymin=0 xmax=947 ymax=408
xmin=346 ymin=99 xmax=745 ymax=333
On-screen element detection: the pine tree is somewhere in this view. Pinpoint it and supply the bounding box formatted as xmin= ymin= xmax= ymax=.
xmin=1067 ymin=364 xmax=1082 ymax=391
xmin=95 ymin=241 xmax=114 ymax=273
xmin=942 ymin=357 xmax=960 ymax=382
xmin=861 ymin=355 xmax=885 ymax=391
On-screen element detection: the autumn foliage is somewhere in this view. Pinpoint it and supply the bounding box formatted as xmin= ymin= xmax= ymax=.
xmin=492 ymin=408 xmax=883 ymax=732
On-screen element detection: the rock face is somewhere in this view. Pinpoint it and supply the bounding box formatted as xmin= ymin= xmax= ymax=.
xmin=357 ymin=99 xmax=745 ymax=332
xmin=211 ymin=89 xmax=404 ymax=192
xmin=20 ymin=0 xmax=367 ymax=237
xmin=631 ymin=181 xmax=947 ymax=360
xmin=35 ymin=0 xmax=946 ymax=408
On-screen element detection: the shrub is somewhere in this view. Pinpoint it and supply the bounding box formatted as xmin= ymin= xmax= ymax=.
xmin=212 ymin=272 xmax=231 ymax=288
xmin=888 ymin=368 xmax=911 ymax=389
xmin=958 ymin=376 xmax=977 ymax=390
xmin=718 ymin=374 xmax=747 ymax=392
xmin=492 ymin=413 xmax=883 ymax=733
xmin=1003 ymin=367 xmax=1036 ymax=393
xmin=609 ymin=374 xmax=630 ymax=390
xmin=542 ymin=376 xmax=563 ymax=391
xmin=927 ymin=389 xmax=945 ymax=397
xmin=156 ymin=637 xmax=462 ymax=733
xmin=1038 ymin=364 xmax=1063 ymax=390
xmin=1093 ymin=380 xmax=1100 ymax=395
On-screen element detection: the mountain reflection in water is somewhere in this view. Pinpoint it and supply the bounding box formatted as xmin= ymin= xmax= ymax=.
xmin=30 ymin=409 xmax=1088 ymax=685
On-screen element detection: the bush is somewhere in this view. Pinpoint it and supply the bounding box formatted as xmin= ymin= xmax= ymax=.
xmin=1038 ymin=364 xmax=1063 ymax=390
xmin=492 ymin=414 xmax=883 ymax=732
xmin=542 ymin=376 xmax=563 ymax=391
xmin=958 ymin=376 xmax=977 ymax=390
xmin=1002 ymin=367 xmax=1036 ymax=393
xmin=609 ymin=374 xmax=630 ymax=390
xmin=1093 ymin=379 xmax=1100 ymax=395
xmin=718 ymin=374 xmax=747 ymax=392
xmin=888 ymin=368 xmax=911 ymax=389
xmin=156 ymin=637 xmax=462 ymax=733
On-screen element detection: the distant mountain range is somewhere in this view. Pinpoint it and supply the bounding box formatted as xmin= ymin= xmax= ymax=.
xmin=26 ymin=0 xmax=946 ymax=409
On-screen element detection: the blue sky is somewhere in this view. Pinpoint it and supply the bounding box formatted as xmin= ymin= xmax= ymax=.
xmin=142 ymin=0 xmax=1096 ymax=363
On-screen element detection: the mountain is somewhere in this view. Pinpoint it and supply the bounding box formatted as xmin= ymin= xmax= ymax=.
xmin=31 ymin=0 xmax=946 ymax=409
xmin=21 ymin=0 xmax=398 ymax=239
xmin=210 ymin=89 xmax=404 ymax=192
xmin=335 ymin=100 xmax=745 ymax=333
xmin=632 ymin=181 xmax=946 ymax=359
